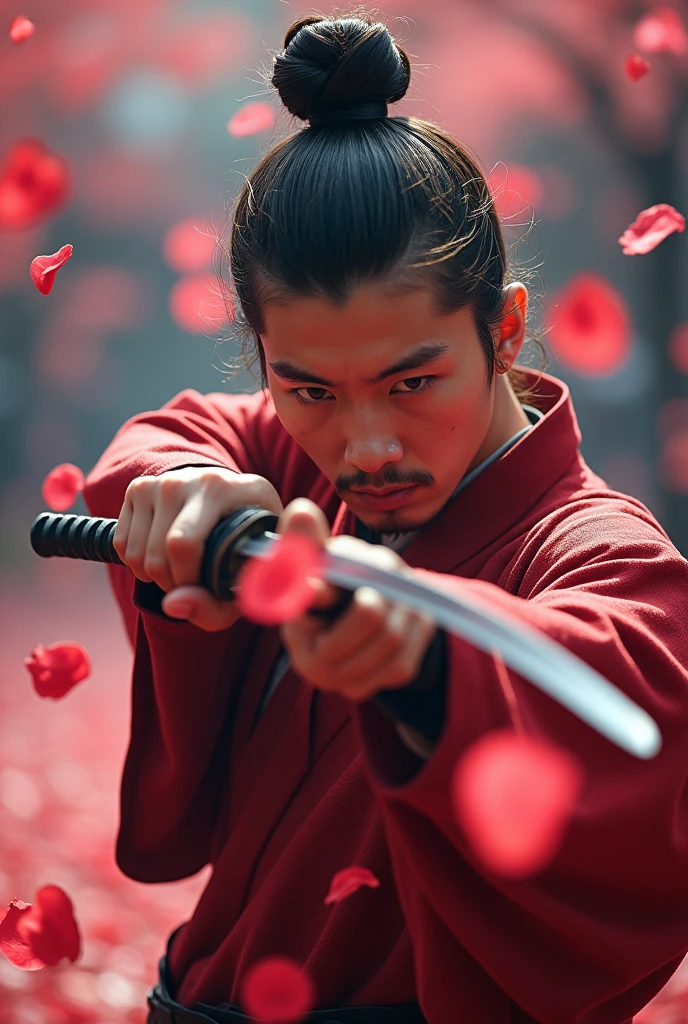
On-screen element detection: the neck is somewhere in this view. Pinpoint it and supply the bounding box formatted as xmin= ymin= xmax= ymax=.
xmin=467 ymin=374 xmax=530 ymax=474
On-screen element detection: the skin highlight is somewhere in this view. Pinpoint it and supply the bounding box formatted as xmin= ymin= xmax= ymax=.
xmin=262 ymin=281 xmax=530 ymax=534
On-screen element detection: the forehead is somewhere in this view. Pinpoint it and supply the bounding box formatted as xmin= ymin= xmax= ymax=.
xmin=261 ymin=285 xmax=473 ymax=363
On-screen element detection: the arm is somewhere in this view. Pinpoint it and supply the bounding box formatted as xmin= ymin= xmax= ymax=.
xmin=353 ymin=510 xmax=688 ymax=1023
xmin=81 ymin=388 xmax=320 ymax=880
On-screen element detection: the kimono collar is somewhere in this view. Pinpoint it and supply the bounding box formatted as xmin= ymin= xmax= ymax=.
xmin=330 ymin=368 xmax=582 ymax=571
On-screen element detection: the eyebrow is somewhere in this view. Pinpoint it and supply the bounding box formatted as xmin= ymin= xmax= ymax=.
xmin=268 ymin=341 xmax=451 ymax=388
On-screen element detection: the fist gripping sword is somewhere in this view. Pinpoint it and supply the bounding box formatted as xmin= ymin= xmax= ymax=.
xmin=30 ymin=506 xmax=661 ymax=760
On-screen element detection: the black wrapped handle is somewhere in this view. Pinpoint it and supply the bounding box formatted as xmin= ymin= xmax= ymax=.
xmin=30 ymin=507 xmax=353 ymax=623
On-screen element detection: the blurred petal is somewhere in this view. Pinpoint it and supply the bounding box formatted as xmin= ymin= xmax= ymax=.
xmin=227 ymin=102 xmax=276 ymax=138
xmin=625 ymin=53 xmax=651 ymax=81
xmin=0 ymin=139 xmax=70 ymax=231
xmin=42 ymin=463 xmax=85 ymax=511
xmin=669 ymin=324 xmax=688 ymax=374
xmin=545 ymin=273 xmax=632 ymax=375
xmin=241 ymin=956 xmax=315 ymax=1023
xmin=162 ymin=217 xmax=216 ymax=273
xmin=9 ymin=17 xmax=35 ymax=45
xmin=633 ymin=6 xmax=687 ymax=55
xmin=451 ymin=730 xmax=583 ymax=877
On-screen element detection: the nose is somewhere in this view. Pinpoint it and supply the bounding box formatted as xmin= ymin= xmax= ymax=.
xmin=344 ymin=431 xmax=403 ymax=475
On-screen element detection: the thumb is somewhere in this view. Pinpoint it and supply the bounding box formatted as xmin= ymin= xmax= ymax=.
xmin=277 ymin=497 xmax=331 ymax=547
xmin=276 ymin=497 xmax=339 ymax=613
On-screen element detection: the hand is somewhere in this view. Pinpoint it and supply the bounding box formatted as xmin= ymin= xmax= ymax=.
xmin=277 ymin=498 xmax=437 ymax=702
xmin=113 ymin=466 xmax=284 ymax=632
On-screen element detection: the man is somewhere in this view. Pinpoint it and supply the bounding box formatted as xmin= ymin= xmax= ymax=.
xmin=83 ymin=282 xmax=688 ymax=1023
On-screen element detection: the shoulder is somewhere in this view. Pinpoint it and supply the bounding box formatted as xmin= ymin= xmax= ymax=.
xmin=507 ymin=492 xmax=687 ymax=598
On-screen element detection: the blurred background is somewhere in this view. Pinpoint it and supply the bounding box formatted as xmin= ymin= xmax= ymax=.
xmin=1 ymin=0 xmax=687 ymax=1021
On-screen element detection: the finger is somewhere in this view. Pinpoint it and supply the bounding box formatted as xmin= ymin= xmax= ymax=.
xmin=277 ymin=497 xmax=331 ymax=545
xmin=121 ymin=503 xmax=155 ymax=583
xmin=281 ymin=586 xmax=388 ymax=683
xmin=113 ymin=497 xmax=133 ymax=561
xmin=332 ymin=601 xmax=412 ymax=683
xmin=165 ymin=485 xmax=234 ymax=589
xmin=162 ymin=586 xmax=242 ymax=632
xmin=340 ymin=611 xmax=436 ymax=701
xmin=144 ymin=495 xmax=188 ymax=594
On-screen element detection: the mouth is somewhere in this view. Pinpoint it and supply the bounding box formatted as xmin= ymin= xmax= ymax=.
xmin=349 ymin=484 xmax=420 ymax=510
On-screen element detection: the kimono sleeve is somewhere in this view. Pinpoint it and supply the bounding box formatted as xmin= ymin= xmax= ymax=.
xmin=79 ymin=388 xmax=308 ymax=881
xmin=110 ymin=573 xmax=260 ymax=883
xmin=353 ymin=508 xmax=688 ymax=1024
xmin=82 ymin=387 xmax=319 ymax=528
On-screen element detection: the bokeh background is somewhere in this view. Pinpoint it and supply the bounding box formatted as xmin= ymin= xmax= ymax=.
xmin=1 ymin=0 xmax=688 ymax=1021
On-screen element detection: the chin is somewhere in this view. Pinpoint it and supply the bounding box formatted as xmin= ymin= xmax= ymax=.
xmin=360 ymin=505 xmax=441 ymax=535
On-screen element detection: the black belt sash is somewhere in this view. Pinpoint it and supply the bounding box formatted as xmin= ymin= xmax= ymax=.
xmin=146 ymin=927 xmax=427 ymax=1024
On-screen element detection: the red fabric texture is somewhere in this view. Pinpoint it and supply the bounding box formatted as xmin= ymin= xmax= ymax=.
xmin=82 ymin=370 xmax=688 ymax=1024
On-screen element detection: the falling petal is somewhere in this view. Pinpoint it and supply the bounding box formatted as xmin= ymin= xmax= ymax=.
xmin=324 ymin=867 xmax=380 ymax=905
xmin=24 ymin=642 xmax=92 ymax=699
xmin=9 ymin=16 xmax=35 ymax=44
xmin=42 ymin=463 xmax=85 ymax=511
xmin=0 ymin=138 xmax=70 ymax=231
xmin=168 ymin=273 xmax=232 ymax=334
xmin=162 ymin=217 xmax=216 ymax=273
xmin=633 ymin=6 xmax=687 ymax=56
xmin=0 ymin=887 xmax=81 ymax=969
xmin=30 ymin=244 xmax=73 ymax=295
xmin=488 ymin=163 xmax=543 ymax=220
xmin=241 ymin=955 xmax=315 ymax=1023
xmin=668 ymin=324 xmax=688 ymax=374
xmin=451 ymin=729 xmax=583 ymax=877
xmin=618 ymin=203 xmax=685 ymax=255
xmin=625 ymin=53 xmax=651 ymax=81
xmin=227 ymin=102 xmax=276 ymax=138
xmin=545 ymin=273 xmax=631 ymax=375
xmin=237 ymin=533 xmax=323 ymax=626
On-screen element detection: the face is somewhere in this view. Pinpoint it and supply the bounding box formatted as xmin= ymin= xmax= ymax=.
xmin=261 ymin=283 xmax=527 ymax=533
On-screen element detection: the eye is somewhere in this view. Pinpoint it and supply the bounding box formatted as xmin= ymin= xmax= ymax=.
xmin=391 ymin=376 xmax=437 ymax=395
xmin=290 ymin=386 xmax=334 ymax=406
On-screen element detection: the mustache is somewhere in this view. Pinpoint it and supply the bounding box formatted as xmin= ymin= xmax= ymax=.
xmin=336 ymin=470 xmax=434 ymax=492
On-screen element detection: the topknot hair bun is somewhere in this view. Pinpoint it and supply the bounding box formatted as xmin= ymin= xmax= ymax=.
xmin=272 ymin=14 xmax=411 ymax=123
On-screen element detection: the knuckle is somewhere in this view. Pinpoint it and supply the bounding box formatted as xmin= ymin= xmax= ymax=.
xmin=165 ymin=530 xmax=196 ymax=553
xmin=127 ymin=476 xmax=153 ymax=497
xmin=143 ymin=555 xmax=167 ymax=575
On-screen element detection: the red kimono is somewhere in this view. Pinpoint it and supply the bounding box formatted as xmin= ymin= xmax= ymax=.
xmin=82 ymin=368 xmax=688 ymax=1024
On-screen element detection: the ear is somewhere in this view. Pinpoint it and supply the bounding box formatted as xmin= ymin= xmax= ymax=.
xmin=495 ymin=283 xmax=528 ymax=373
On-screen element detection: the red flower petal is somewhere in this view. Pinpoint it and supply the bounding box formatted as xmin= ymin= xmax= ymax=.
xmin=24 ymin=642 xmax=91 ymax=699
xmin=42 ymin=462 xmax=85 ymax=511
xmin=9 ymin=16 xmax=35 ymax=45
xmin=241 ymin=956 xmax=315 ymax=1023
xmin=30 ymin=243 xmax=73 ymax=295
xmin=324 ymin=866 xmax=381 ymax=905
xmin=0 ymin=138 xmax=70 ymax=231
xmin=618 ymin=203 xmax=685 ymax=255
xmin=488 ymin=163 xmax=543 ymax=220
xmin=545 ymin=273 xmax=631 ymax=375
xmin=168 ymin=273 xmax=233 ymax=334
xmin=0 ymin=887 xmax=81 ymax=970
xmin=162 ymin=217 xmax=216 ymax=273
xmin=625 ymin=53 xmax=652 ymax=81
xmin=451 ymin=730 xmax=583 ymax=877
xmin=669 ymin=324 xmax=688 ymax=374
xmin=227 ymin=102 xmax=276 ymax=138
xmin=237 ymin=533 xmax=323 ymax=626
xmin=633 ymin=6 xmax=687 ymax=56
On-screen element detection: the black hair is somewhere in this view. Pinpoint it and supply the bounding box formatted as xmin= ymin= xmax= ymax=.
xmin=214 ymin=7 xmax=547 ymax=403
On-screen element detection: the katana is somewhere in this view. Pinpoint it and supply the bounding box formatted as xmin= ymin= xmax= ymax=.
xmin=30 ymin=506 xmax=662 ymax=760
